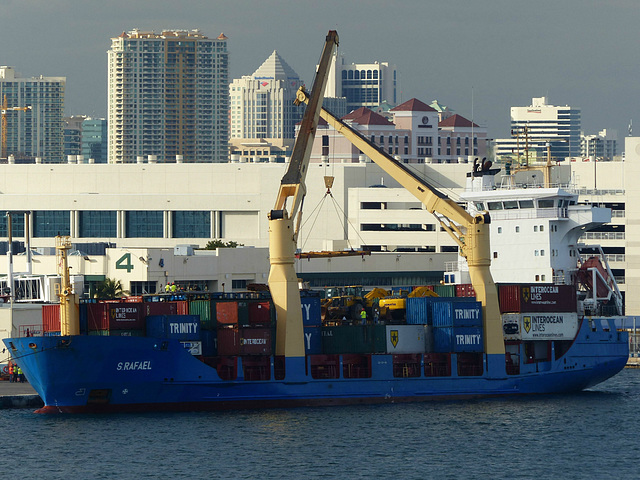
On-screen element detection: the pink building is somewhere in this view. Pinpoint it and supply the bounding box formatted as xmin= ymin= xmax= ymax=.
xmin=306 ymin=98 xmax=487 ymax=164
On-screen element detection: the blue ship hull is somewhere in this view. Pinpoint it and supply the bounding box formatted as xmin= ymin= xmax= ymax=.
xmin=3 ymin=318 xmax=628 ymax=413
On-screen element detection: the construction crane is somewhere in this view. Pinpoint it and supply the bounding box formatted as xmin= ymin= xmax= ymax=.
xmin=1 ymin=94 xmax=32 ymax=160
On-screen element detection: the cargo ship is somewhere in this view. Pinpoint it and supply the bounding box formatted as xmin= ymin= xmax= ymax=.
xmin=2 ymin=30 xmax=629 ymax=413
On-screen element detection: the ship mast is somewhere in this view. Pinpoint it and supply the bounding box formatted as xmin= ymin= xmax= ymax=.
xmin=56 ymin=236 xmax=79 ymax=336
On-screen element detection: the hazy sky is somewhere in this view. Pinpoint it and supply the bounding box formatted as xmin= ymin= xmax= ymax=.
xmin=2 ymin=0 xmax=638 ymax=140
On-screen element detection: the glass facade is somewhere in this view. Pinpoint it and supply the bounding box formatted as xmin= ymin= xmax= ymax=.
xmin=172 ymin=211 xmax=210 ymax=238
xmin=126 ymin=211 xmax=163 ymax=238
xmin=33 ymin=211 xmax=70 ymax=237
xmin=79 ymin=211 xmax=116 ymax=237
xmin=0 ymin=212 xmax=25 ymax=237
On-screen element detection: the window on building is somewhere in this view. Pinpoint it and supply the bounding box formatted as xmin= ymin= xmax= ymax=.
xmin=232 ymin=279 xmax=247 ymax=289
xmin=516 ymin=226 xmax=520 ymax=233
xmin=493 ymin=252 xmax=498 ymax=259
xmin=79 ymin=211 xmax=117 ymax=237
xmin=534 ymin=226 xmax=538 ymax=232
xmin=0 ymin=212 xmax=25 ymax=237
xmin=126 ymin=211 xmax=163 ymax=238
xmin=130 ymin=281 xmax=158 ymax=295
xmin=497 ymin=227 xmax=502 ymax=233
xmin=173 ymin=211 xmax=210 ymax=238
xmin=33 ymin=211 xmax=70 ymax=237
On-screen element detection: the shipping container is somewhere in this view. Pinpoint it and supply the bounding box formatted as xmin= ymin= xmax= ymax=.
xmin=433 ymin=326 xmax=484 ymax=353
xmin=42 ymin=304 xmax=61 ymax=332
xmin=498 ymin=284 xmax=576 ymax=313
xmin=433 ymin=284 xmax=456 ymax=298
xmin=189 ymin=300 xmax=212 ymax=329
xmin=303 ymin=326 xmax=322 ymax=354
xmin=214 ymin=301 xmax=238 ymax=325
xmin=406 ymin=296 xmax=477 ymax=325
xmin=301 ymin=296 xmax=322 ymax=326
xmin=385 ymin=325 xmax=427 ymax=354
xmin=321 ymin=325 xmax=385 ymax=354
xmin=201 ymin=329 xmax=218 ymax=356
xmin=87 ymin=303 xmax=145 ymax=331
xmin=242 ymin=356 xmax=271 ymax=381
xmin=501 ymin=312 xmax=579 ymax=340
xmin=239 ymin=327 xmax=272 ymax=355
xmin=248 ymin=301 xmax=272 ymax=326
xmin=79 ymin=303 xmax=88 ymax=334
xmin=216 ymin=327 xmax=272 ymax=356
xmin=176 ymin=301 xmax=189 ymax=315
xmin=124 ymin=296 xmax=143 ymax=303
xmin=144 ymin=302 xmax=178 ymax=317
xmin=237 ymin=301 xmax=250 ymax=327
xmin=455 ymin=284 xmax=476 ymax=297
xmin=146 ymin=315 xmax=201 ymax=341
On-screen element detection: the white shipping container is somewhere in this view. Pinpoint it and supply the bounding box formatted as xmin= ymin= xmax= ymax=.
xmin=386 ymin=325 xmax=427 ymax=354
xmin=181 ymin=341 xmax=202 ymax=356
xmin=501 ymin=313 xmax=579 ymax=340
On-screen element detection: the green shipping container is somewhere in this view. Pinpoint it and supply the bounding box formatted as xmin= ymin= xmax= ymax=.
xmin=321 ymin=325 xmax=386 ymax=354
xmin=433 ymin=285 xmax=456 ymax=298
xmin=238 ymin=300 xmax=250 ymax=327
xmin=190 ymin=300 xmax=212 ymax=330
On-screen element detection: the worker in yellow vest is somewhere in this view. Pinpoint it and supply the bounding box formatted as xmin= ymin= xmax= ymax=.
xmin=360 ymin=309 xmax=367 ymax=325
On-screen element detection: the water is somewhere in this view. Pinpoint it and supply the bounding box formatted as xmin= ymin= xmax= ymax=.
xmin=2 ymin=370 xmax=640 ymax=480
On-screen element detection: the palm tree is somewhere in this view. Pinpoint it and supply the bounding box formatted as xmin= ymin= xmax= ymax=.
xmin=94 ymin=278 xmax=128 ymax=299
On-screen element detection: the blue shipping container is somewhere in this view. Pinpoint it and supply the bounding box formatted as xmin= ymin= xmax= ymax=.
xmin=303 ymin=326 xmax=322 ymax=354
xmin=201 ymin=329 xmax=218 ymax=356
xmin=432 ymin=302 xmax=454 ymax=327
xmin=433 ymin=326 xmax=484 ymax=353
xmin=146 ymin=315 xmax=200 ymax=341
xmin=452 ymin=326 xmax=484 ymax=353
xmin=407 ymin=296 xmax=477 ymax=325
xmin=451 ymin=302 xmax=483 ymax=327
xmin=301 ymin=296 xmax=322 ymax=327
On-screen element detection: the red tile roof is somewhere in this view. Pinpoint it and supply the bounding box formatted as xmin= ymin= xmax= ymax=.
xmin=343 ymin=107 xmax=394 ymax=126
xmin=439 ymin=114 xmax=478 ymax=128
xmin=391 ymin=98 xmax=436 ymax=112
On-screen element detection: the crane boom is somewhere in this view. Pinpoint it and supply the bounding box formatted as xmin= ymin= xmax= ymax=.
xmin=294 ymin=97 xmax=504 ymax=355
xmin=1 ymin=95 xmax=32 ymax=159
xmin=268 ymin=31 xmax=339 ymax=357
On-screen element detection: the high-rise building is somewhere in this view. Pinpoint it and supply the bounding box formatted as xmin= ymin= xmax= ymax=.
xmin=230 ymin=51 xmax=303 ymax=140
xmin=108 ymin=29 xmax=229 ymax=163
xmin=64 ymin=116 xmax=87 ymax=157
xmin=582 ymin=129 xmax=618 ymax=161
xmin=0 ymin=66 xmax=65 ymax=163
xmin=493 ymin=96 xmax=581 ymax=163
xmin=82 ymin=118 xmax=108 ymax=164
xmin=324 ymin=53 xmax=397 ymax=111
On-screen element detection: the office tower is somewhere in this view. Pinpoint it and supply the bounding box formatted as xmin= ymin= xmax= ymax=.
xmin=82 ymin=118 xmax=108 ymax=163
xmin=0 ymin=66 xmax=65 ymax=163
xmin=324 ymin=53 xmax=397 ymax=111
xmin=108 ymin=29 xmax=228 ymax=163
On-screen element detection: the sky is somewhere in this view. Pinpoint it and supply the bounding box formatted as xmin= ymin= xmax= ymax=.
xmin=1 ymin=0 xmax=638 ymax=141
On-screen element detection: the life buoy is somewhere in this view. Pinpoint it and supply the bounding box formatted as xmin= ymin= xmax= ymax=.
xmin=2 ymin=366 xmax=8 ymax=374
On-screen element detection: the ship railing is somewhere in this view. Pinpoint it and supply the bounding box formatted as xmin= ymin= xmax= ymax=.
xmin=580 ymin=253 xmax=625 ymax=264
xmin=568 ymin=188 xmax=625 ymax=196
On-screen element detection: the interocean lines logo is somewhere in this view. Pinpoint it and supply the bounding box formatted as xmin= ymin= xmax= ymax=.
xmin=523 ymin=316 xmax=532 ymax=333
xmin=521 ymin=287 xmax=530 ymax=303
xmin=390 ymin=330 xmax=399 ymax=348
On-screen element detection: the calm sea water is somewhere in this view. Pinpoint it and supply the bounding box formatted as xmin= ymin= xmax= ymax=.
xmin=2 ymin=369 xmax=640 ymax=480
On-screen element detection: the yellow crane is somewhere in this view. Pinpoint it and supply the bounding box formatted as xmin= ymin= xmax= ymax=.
xmin=1 ymin=94 xmax=32 ymax=160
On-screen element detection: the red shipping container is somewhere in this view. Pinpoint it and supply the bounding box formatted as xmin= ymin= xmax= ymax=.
xmin=216 ymin=301 xmax=238 ymax=325
xmin=248 ymin=301 xmax=271 ymax=325
xmin=498 ymin=284 xmax=576 ymax=313
xmin=217 ymin=327 xmax=240 ymax=355
xmin=216 ymin=326 xmax=273 ymax=355
xmin=176 ymin=301 xmax=189 ymax=315
xmin=124 ymin=296 xmax=143 ymax=303
xmin=42 ymin=304 xmax=61 ymax=332
xmin=144 ymin=302 xmax=178 ymax=317
xmin=88 ymin=303 xmax=145 ymax=331
xmin=455 ymin=284 xmax=476 ymax=298
xmin=239 ymin=327 xmax=272 ymax=355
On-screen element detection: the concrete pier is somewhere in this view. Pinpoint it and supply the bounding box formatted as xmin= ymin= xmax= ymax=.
xmin=0 ymin=381 xmax=43 ymax=409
